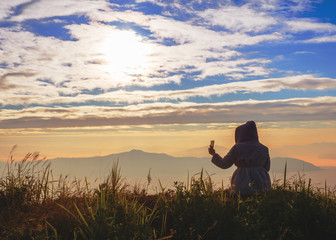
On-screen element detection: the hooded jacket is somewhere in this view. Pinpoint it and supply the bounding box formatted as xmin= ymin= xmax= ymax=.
xmin=211 ymin=121 xmax=271 ymax=195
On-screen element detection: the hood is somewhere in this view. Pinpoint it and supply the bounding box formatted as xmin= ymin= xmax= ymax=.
xmin=235 ymin=121 xmax=259 ymax=143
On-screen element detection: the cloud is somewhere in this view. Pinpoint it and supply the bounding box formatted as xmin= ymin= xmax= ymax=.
xmin=0 ymin=24 xmax=158 ymax=91
xmin=1 ymin=74 xmax=335 ymax=106
xmin=1 ymin=0 xmax=334 ymax=95
xmin=285 ymin=19 xmax=336 ymax=33
xmin=0 ymin=71 xmax=35 ymax=90
xmin=1 ymin=96 xmax=336 ymax=128
xmin=1 ymin=0 xmax=336 ymax=131
xmin=283 ymin=0 xmax=316 ymax=13
xmin=0 ymin=0 xmax=28 ymax=20
xmin=97 ymin=11 xmax=282 ymax=80
xmin=294 ymin=51 xmax=314 ymax=54
xmin=304 ymin=35 xmax=336 ymax=43
xmin=3 ymin=0 xmax=108 ymax=22
xmin=107 ymin=75 xmax=336 ymax=103
xmin=0 ymin=16 xmax=282 ymax=104
xmin=198 ymin=5 xmax=277 ymax=33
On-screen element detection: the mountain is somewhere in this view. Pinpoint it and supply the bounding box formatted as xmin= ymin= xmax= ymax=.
xmin=46 ymin=150 xmax=322 ymax=179
xmin=0 ymin=150 xmax=322 ymax=185
xmin=174 ymin=145 xmax=228 ymax=158
xmin=270 ymin=157 xmax=321 ymax=173
xmin=271 ymin=142 xmax=336 ymax=161
xmin=46 ymin=149 xmax=219 ymax=182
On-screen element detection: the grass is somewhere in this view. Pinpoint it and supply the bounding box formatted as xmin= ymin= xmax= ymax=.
xmin=1 ymin=152 xmax=336 ymax=240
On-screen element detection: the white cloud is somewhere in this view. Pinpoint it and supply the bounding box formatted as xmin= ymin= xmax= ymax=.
xmin=4 ymin=0 xmax=333 ymax=96
xmin=100 ymin=75 xmax=336 ymax=103
xmin=294 ymin=51 xmax=314 ymax=54
xmin=286 ymin=0 xmax=315 ymax=13
xmin=254 ymin=0 xmax=280 ymax=11
xmin=0 ymin=0 xmax=28 ymax=20
xmin=304 ymin=35 xmax=336 ymax=43
xmin=1 ymin=0 xmax=336 ymax=130
xmin=1 ymin=74 xmax=335 ymax=106
xmin=89 ymin=9 xmax=150 ymax=24
xmin=0 ymin=14 xmax=283 ymax=101
xmin=97 ymin=13 xmax=282 ymax=80
xmin=5 ymin=0 xmax=108 ymax=22
xmin=0 ymin=24 xmax=164 ymax=90
xmin=198 ymin=5 xmax=277 ymax=33
xmin=285 ymin=19 xmax=336 ymax=33
xmin=148 ymin=15 xmax=282 ymax=47
xmin=1 ymin=96 xmax=336 ymax=128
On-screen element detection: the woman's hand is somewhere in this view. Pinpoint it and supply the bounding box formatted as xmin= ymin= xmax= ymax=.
xmin=208 ymin=146 xmax=216 ymax=156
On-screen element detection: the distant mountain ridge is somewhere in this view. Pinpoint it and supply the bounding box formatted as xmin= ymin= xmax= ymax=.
xmin=271 ymin=142 xmax=336 ymax=161
xmin=47 ymin=149 xmax=213 ymax=180
xmin=0 ymin=150 xmax=322 ymax=182
xmin=270 ymin=157 xmax=321 ymax=173
xmin=47 ymin=149 xmax=321 ymax=177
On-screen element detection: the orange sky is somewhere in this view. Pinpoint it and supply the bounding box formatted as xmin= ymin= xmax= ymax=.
xmin=1 ymin=121 xmax=336 ymax=166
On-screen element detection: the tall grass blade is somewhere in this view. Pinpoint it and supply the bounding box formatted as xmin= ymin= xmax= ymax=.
xmin=56 ymin=203 xmax=79 ymax=222
xmin=74 ymin=202 xmax=91 ymax=232
xmin=283 ymin=161 xmax=287 ymax=189
xmin=307 ymin=178 xmax=311 ymax=196
xmin=45 ymin=220 xmax=59 ymax=240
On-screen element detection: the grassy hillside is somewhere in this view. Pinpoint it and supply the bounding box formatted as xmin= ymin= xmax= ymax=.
xmin=0 ymin=152 xmax=336 ymax=240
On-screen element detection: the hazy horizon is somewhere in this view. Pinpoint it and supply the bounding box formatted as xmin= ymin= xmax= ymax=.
xmin=2 ymin=148 xmax=336 ymax=191
xmin=2 ymin=122 xmax=336 ymax=167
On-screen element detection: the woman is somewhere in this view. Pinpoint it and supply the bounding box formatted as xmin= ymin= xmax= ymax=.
xmin=209 ymin=121 xmax=271 ymax=195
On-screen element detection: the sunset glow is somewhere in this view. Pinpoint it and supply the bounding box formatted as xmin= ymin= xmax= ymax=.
xmin=0 ymin=0 xmax=335 ymax=168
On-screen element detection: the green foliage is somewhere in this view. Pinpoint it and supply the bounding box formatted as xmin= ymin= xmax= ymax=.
xmin=1 ymin=152 xmax=336 ymax=240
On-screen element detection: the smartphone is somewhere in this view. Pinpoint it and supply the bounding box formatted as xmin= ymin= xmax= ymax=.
xmin=210 ymin=140 xmax=214 ymax=148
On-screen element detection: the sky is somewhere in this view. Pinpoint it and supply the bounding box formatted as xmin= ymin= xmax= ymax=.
xmin=0 ymin=0 xmax=336 ymax=166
